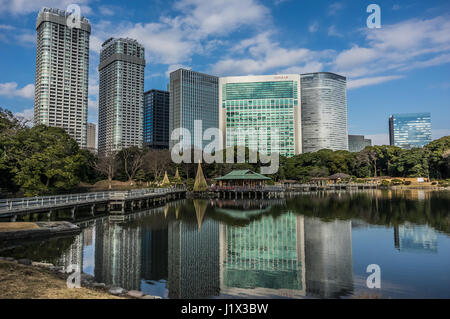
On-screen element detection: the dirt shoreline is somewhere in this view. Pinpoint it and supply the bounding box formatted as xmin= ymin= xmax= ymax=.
xmin=0 ymin=260 xmax=122 ymax=299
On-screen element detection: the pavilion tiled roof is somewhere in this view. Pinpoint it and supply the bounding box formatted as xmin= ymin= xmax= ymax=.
xmin=214 ymin=170 xmax=271 ymax=181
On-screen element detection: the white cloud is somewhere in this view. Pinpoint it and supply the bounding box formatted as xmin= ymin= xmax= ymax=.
xmin=98 ymin=5 xmax=116 ymax=17
xmin=173 ymin=0 xmax=270 ymax=38
xmin=328 ymin=2 xmax=344 ymax=16
xmin=347 ymin=75 xmax=404 ymax=89
xmin=89 ymin=0 xmax=270 ymax=66
xmin=328 ymin=25 xmax=343 ymax=37
xmin=333 ymin=16 xmax=450 ymax=78
xmin=14 ymin=108 xmax=34 ymax=127
xmin=165 ymin=64 xmax=192 ymax=78
xmin=210 ymin=32 xmax=332 ymax=76
xmin=281 ymin=62 xmax=324 ymax=74
xmin=0 ymin=0 xmax=91 ymax=15
xmin=0 ymin=82 xmax=34 ymax=99
xmin=308 ymin=21 xmax=319 ymax=33
xmin=88 ymin=97 xmax=97 ymax=110
xmin=0 ymin=24 xmax=14 ymax=30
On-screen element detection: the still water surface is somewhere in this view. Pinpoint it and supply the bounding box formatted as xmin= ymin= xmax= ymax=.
xmin=2 ymin=190 xmax=450 ymax=299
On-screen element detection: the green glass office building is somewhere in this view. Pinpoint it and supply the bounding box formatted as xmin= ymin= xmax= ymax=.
xmin=219 ymin=75 xmax=302 ymax=157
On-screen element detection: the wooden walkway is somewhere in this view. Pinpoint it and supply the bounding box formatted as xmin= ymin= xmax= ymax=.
xmin=0 ymin=188 xmax=186 ymax=221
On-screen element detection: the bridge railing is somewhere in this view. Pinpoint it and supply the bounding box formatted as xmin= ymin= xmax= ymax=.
xmin=0 ymin=187 xmax=186 ymax=212
xmin=0 ymin=192 xmax=111 ymax=211
xmin=211 ymin=186 xmax=285 ymax=192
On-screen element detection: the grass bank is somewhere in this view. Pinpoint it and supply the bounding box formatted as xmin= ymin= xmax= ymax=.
xmin=0 ymin=260 xmax=122 ymax=299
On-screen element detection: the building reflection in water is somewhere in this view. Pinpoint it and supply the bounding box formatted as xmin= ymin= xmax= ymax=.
xmin=94 ymin=221 xmax=142 ymax=290
xmin=58 ymin=230 xmax=84 ymax=272
xmin=394 ymin=223 xmax=438 ymax=253
xmin=304 ymin=218 xmax=354 ymax=298
xmin=220 ymin=212 xmax=306 ymax=298
xmin=55 ymin=198 xmax=354 ymax=299
xmin=168 ymin=200 xmax=220 ymax=299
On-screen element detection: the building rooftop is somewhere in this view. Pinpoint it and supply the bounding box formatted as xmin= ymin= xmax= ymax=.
xmin=214 ymin=170 xmax=271 ymax=181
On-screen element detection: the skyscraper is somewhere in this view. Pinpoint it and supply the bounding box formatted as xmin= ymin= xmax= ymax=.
xmin=98 ymin=38 xmax=145 ymax=155
xmin=144 ymin=89 xmax=170 ymax=149
xmin=219 ymin=75 xmax=302 ymax=157
xmin=169 ymin=69 xmax=219 ymax=150
xmin=86 ymin=122 xmax=96 ymax=153
xmin=301 ymin=72 xmax=348 ymax=153
xmin=348 ymin=135 xmax=372 ymax=152
xmin=389 ymin=113 xmax=432 ymax=149
xmin=34 ymin=8 xmax=90 ymax=148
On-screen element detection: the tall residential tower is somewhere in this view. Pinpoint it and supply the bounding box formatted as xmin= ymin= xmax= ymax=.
xmin=34 ymin=8 xmax=91 ymax=147
xmin=301 ymin=72 xmax=348 ymax=153
xmin=98 ymin=38 xmax=145 ymax=155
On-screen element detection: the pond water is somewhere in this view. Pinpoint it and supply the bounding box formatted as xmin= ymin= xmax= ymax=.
xmin=1 ymin=190 xmax=450 ymax=299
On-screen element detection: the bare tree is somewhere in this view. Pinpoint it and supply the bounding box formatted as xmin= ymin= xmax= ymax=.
xmin=118 ymin=147 xmax=146 ymax=184
xmin=143 ymin=149 xmax=172 ymax=180
xmin=94 ymin=153 xmax=118 ymax=189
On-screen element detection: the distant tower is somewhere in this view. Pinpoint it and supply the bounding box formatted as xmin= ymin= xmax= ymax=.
xmin=98 ymin=38 xmax=145 ymax=155
xmin=34 ymin=8 xmax=91 ymax=148
xmin=389 ymin=113 xmax=431 ymax=149
xmin=348 ymin=135 xmax=372 ymax=152
xmin=144 ymin=89 xmax=170 ymax=149
xmin=301 ymin=72 xmax=348 ymax=153
xmin=86 ymin=122 xmax=97 ymax=153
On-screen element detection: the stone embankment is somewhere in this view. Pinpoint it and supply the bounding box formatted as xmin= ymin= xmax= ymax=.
xmin=0 ymin=222 xmax=80 ymax=242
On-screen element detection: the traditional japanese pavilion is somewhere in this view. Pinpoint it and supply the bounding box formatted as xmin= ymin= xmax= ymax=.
xmin=214 ymin=170 xmax=271 ymax=187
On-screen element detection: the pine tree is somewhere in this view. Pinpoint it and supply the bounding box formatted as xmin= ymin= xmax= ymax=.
xmin=193 ymin=162 xmax=208 ymax=192
xmin=162 ymin=171 xmax=170 ymax=187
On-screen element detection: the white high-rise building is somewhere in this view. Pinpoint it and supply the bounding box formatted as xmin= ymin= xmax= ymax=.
xmin=301 ymin=72 xmax=348 ymax=153
xmin=34 ymin=8 xmax=91 ymax=148
xmin=98 ymin=38 xmax=145 ymax=155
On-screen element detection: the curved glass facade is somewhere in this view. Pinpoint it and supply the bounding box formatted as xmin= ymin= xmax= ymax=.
xmin=301 ymin=72 xmax=348 ymax=153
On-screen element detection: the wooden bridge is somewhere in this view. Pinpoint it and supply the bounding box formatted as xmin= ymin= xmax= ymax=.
xmin=284 ymin=183 xmax=378 ymax=192
xmin=0 ymin=188 xmax=186 ymax=221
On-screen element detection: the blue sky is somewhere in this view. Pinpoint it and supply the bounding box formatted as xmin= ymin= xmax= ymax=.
xmin=0 ymin=0 xmax=449 ymax=145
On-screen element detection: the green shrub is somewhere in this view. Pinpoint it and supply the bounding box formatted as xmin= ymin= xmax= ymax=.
xmin=431 ymin=182 xmax=437 ymax=185
xmin=404 ymin=181 xmax=412 ymax=186
xmin=381 ymin=180 xmax=390 ymax=187
xmin=391 ymin=179 xmax=403 ymax=185
xmin=186 ymin=178 xmax=195 ymax=191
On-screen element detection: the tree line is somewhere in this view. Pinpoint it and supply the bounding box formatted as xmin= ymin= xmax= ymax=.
xmin=282 ymin=138 xmax=450 ymax=182
xmin=1 ymin=108 xmax=449 ymax=196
